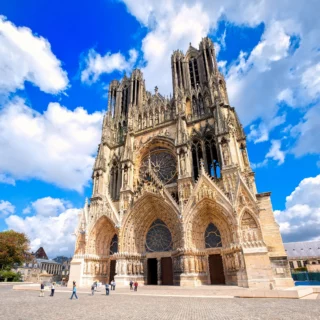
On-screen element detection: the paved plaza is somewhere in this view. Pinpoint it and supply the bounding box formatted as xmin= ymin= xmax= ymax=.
xmin=0 ymin=285 xmax=319 ymax=320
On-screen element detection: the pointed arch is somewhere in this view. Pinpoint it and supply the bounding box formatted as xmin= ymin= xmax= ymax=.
xmin=120 ymin=193 xmax=182 ymax=253
xmin=240 ymin=210 xmax=262 ymax=242
xmin=87 ymin=216 xmax=117 ymax=257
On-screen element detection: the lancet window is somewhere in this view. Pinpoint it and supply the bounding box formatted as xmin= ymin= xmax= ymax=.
xmin=189 ymin=58 xmax=200 ymax=88
xmin=204 ymin=134 xmax=220 ymax=178
xmin=109 ymin=161 xmax=122 ymax=200
xmin=205 ymin=223 xmax=222 ymax=248
xmin=191 ymin=139 xmax=203 ymax=180
xmin=145 ymin=219 xmax=173 ymax=252
xmin=191 ymin=134 xmax=220 ymax=180
xmin=121 ymin=86 xmax=129 ymax=116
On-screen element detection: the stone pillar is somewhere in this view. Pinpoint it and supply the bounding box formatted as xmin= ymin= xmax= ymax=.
xmin=157 ymin=258 xmax=162 ymax=285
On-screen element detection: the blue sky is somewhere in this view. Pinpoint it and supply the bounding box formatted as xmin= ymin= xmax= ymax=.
xmin=0 ymin=0 xmax=319 ymax=257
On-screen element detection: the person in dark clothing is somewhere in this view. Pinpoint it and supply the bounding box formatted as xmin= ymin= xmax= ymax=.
xmin=50 ymin=283 xmax=55 ymax=296
xmin=105 ymin=283 xmax=110 ymax=296
xmin=129 ymin=280 xmax=133 ymax=290
xmin=39 ymin=283 xmax=45 ymax=297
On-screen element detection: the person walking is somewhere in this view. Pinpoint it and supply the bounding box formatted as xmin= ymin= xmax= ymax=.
xmin=91 ymin=284 xmax=95 ymax=296
xmin=134 ymin=281 xmax=138 ymax=292
xmin=70 ymin=283 xmax=78 ymax=300
xmin=129 ymin=280 xmax=133 ymax=290
xmin=113 ymin=280 xmax=116 ymax=291
xmin=39 ymin=283 xmax=45 ymax=297
xmin=50 ymin=282 xmax=55 ymax=297
xmin=105 ymin=283 xmax=110 ymax=296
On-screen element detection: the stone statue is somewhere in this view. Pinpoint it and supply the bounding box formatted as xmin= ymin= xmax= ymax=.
xmin=223 ymin=145 xmax=230 ymax=166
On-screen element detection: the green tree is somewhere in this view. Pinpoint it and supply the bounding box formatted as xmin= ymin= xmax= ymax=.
xmin=0 ymin=230 xmax=30 ymax=270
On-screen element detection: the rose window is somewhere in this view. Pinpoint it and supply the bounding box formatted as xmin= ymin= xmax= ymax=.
xmin=139 ymin=149 xmax=177 ymax=184
xmin=145 ymin=219 xmax=173 ymax=252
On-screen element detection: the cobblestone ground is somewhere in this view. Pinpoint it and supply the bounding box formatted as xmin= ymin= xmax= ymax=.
xmin=0 ymin=285 xmax=319 ymax=320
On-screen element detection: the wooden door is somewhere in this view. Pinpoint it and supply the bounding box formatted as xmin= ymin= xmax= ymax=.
xmin=110 ymin=260 xmax=116 ymax=282
xmin=209 ymin=254 xmax=225 ymax=284
xmin=161 ymin=257 xmax=173 ymax=285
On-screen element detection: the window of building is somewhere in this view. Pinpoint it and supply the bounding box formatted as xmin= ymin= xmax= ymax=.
xmin=297 ymin=261 xmax=302 ymax=268
xmin=289 ymin=261 xmax=294 ymax=269
xmin=145 ymin=219 xmax=172 ymax=252
xmin=205 ymin=223 xmax=222 ymax=248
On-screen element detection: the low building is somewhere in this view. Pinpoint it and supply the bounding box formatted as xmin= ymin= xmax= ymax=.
xmin=284 ymin=240 xmax=320 ymax=271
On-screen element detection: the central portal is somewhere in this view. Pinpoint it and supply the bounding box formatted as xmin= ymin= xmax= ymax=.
xmin=147 ymin=258 xmax=158 ymax=284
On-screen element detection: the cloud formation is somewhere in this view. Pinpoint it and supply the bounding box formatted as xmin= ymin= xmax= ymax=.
xmin=0 ymin=200 xmax=15 ymax=218
xmin=81 ymin=49 xmax=138 ymax=83
xmin=0 ymin=16 xmax=68 ymax=94
xmin=0 ymin=98 xmax=103 ymax=191
xmin=275 ymin=174 xmax=320 ymax=242
xmin=6 ymin=197 xmax=80 ymax=258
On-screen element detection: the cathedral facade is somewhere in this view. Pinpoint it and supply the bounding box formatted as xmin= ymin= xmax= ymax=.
xmin=69 ymin=37 xmax=294 ymax=288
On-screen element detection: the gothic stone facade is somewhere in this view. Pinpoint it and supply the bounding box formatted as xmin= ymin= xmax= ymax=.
xmin=69 ymin=37 xmax=294 ymax=288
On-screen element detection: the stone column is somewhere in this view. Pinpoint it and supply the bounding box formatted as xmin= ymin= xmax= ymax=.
xmin=157 ymin=258 xmax=162 ymax=285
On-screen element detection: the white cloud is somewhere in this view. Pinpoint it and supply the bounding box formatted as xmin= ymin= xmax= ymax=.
xmin=291 ymin=104 xmax=320 ymax=156
xmin=301 ymin=63 xmax=320 ymax=99
xmin=0 ymin=16 xmax=68 ymax=94
xmin=275 ymin=175 xmax=320 ymax=242
xmin=247 ymin=114 xmax=286 ymax=143
xmin=23 ymin=197 xmax=72 ymax=217
xmin=0 ymin=97 xmax=103 ymax=191
xmin=266 ymin=140 xmax=285 ymax=165
xmin=0 ymin=200 xmax=15 ymax=218
xmin=0 ymin=173 xmax=15 ymax=185
xmin=5 ymin=197 xmax=80 ymax=258
xmin=81 ymin=49 xmax=138 ymax=83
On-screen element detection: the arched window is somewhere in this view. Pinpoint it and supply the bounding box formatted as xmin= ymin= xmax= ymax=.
xmin=121 ymin=86 xmax=129 ymax=115
xmin=138 ymin=115 xmax=142 ymax=130
xmin=204 ymin=135 xmax=220 ymax=178
xmin=191 ymin=139 xmax=203 ymax=180
xmin=205 ymin=223 xmax=222 ymax=248
xmin=145 ymin=219 xmax=172 ymax=252
xmin=192 ymin=96 xmax=198 ymax=117
xmin=189 ymin=58 xmax=200 ymax=88
xmin=110 ymin=234 xmax=118 ymax=255
xmin=198 ymin=94 xmax=204 ymax=115
xmin=109 ymin=161 xmax=122 ymax=200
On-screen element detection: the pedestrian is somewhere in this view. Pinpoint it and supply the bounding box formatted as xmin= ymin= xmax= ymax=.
xmin=94 ymin=281 xmax=97 ymax=291
xmin=134 ymin=281 xmax=138 ymax=291
xmin=113 ymin=280 xmax=116 ymax=291
xmin=39 ymin=283 xmax=45 ymax=297
xmin=91 ymin=284 xmax=95 ymax=295
xmin=105 ymin=283 xmax=110 ymax=296
xmin=50 ymin=282 xmax=55 ymax=297
xmin=70 ymin=283 xmax=78 ymax=300
xmin=129 ymin=280 xmax=133 ymax=290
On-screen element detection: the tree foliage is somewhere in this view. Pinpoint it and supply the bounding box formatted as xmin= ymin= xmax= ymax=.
xmin=0 ymin=230 xmax=30 ymax=269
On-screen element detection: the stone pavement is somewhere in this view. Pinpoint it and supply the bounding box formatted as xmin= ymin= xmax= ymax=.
xmin=0 ymin=285 xmax=319 ymax=320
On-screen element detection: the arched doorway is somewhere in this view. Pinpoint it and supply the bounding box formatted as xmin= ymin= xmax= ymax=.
xmin=205 ymin=223 xmax=225 ymax=284
xmin=185 ymin=198 xmax=235 ymax=285
xmin=120 ymin=193 xmax=182 ymax=285
xmin=145 ymin=219 xmax=174 ymax=285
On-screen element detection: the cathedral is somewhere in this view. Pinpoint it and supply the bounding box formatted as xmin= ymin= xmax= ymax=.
xmin=69 ymin=37 xmax=294 ymax=288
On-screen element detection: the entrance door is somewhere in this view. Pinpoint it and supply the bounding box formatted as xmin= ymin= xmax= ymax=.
xmin=161 ymin=257 xmax=173 ymax=285
xmin=147 ymin=258 xmax=158 ymax=285
xmin=110 ymin=260 xmax=116 ymax=282
xmin=208 ymin=254 xmax=225 ymax=284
